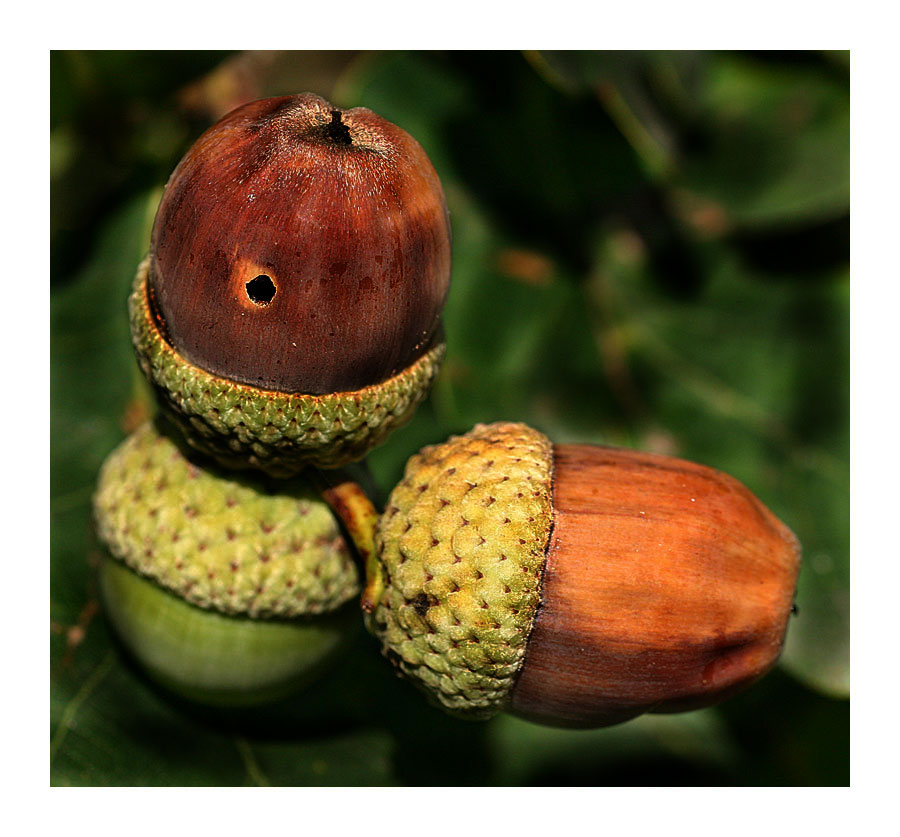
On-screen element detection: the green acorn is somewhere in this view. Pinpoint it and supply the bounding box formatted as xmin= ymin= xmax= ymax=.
xmin=133 ymin=93 xmax=451 ymax=476
xmin=362 ymin=423 xmax=801 ymax=728
xmin=93 ymin=420 xmax=361 ymax=705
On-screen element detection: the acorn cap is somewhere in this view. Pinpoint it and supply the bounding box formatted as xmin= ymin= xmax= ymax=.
xmin=368 ymin=423 xmax=554 ymax=719
xmin=93 ymin=420 xmax=360 ymax=618
xmin=366 ymin=422 xmax=801 ymax=726
xmin=131 ymin=258 xmax=444 ymax=475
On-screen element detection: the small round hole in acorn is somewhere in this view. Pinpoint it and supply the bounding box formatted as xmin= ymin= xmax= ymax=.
xmin=245 ymin=274 xmax=276 ymax=306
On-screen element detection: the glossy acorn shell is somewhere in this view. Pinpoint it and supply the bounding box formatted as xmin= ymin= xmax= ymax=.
xmin=100 ymin=555 xmax=357 ymax=707
xmin=510 ymin=442 xmax=801 ymax=728
xmin=148 ymin=92 xmax=451 ymax=396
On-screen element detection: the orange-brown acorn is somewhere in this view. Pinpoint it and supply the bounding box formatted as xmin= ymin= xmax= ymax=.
xmin=365 ymin=423 xmax=801 ymax=728
xmin=130 ymin=93 xmax=451 ymax=475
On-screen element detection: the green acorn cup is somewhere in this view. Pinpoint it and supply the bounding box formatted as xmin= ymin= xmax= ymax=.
xmin=360 ymin=423 xmax=801 ymax=728
xmin=133 ymin=93 xmax=451 ymax=476
xmin=92 ymin=420 xmax=362 ymax=706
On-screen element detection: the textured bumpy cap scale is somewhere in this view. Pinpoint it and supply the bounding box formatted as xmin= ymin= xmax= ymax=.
xmin=367 ymin=423 xmax=801 ymax=727
xmin=369 ymin=423 xmax=554 ymax=718
xmin=131 ymin=258 xmax=443 ymax=475
xmin=94 ymin=420 xmax=360 ymax=618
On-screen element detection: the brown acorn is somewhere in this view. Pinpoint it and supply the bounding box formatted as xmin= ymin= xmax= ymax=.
xmin=131 ymin=93 xmax=451 ymax=475
xmin=363 ymin=423 xmax=801 ymax=728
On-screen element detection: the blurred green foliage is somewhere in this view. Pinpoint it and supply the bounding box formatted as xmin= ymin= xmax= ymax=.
xmin=51 ymin=50 xmax=849 ymax=786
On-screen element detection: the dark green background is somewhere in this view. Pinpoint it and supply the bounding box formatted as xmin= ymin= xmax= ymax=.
xmin=50 ymin=50 xmax=849 ymax=786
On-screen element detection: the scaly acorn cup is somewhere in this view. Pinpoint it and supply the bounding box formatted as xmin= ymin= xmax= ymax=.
xmin=92 ymin=420 xmax=362 ymax=706
xmin=362 ymin=423 xmax=801 ymax=728
xmin=133 ymin=93 xmax=451 ymax=476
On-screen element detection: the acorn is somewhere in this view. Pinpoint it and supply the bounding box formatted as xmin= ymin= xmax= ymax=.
xmin=92 ymin=420 xmax=361 ymax=705
xmin=363 ymin=422 xmax=801 ymax=728
xmin=131 ymin=93 xmax=451 ymax=476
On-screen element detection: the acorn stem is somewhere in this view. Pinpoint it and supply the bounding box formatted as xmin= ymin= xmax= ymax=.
xmin=313 ymin=470 xmax=383 ymax=612
xmin=326 ymin=109 xmax=352 ymax=145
